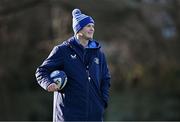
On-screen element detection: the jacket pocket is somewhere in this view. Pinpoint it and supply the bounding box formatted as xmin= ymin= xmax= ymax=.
xmin=89 ymin=82 xmax=105 ymax=110
xmin=89 ymin=86 xmax=104 ymax=121
xmin=89 ymin=77 xmax=105 ymax=108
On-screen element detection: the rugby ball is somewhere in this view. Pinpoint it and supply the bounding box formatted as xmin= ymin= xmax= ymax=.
xmin=50 ymin=70 xmax=67 ymax=90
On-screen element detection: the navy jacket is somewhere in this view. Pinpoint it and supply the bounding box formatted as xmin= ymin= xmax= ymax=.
xmin=35 ymin=37 xmax=111 ymax=121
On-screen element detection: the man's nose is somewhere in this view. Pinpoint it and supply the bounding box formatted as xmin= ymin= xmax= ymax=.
xmin=90 ymin=26 xmax=94 ymax=31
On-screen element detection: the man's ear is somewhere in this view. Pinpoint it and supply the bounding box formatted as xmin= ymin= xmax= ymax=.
xmin=77 ymin=32 xmax=83 ymax=37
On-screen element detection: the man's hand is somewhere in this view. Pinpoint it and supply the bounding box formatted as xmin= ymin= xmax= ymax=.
xmin=47 ymin=83 xmax=59 ymax=92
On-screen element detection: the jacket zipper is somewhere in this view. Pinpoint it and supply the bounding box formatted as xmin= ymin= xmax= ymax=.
xmin=86 ymin=65 xmax=90 ymax=120
xmin=69 ymin=43 xmax=92 ymax=119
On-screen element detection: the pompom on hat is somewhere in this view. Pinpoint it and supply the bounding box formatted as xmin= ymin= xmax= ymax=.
xmin=72 ymin=8 xmax=94 ymax=34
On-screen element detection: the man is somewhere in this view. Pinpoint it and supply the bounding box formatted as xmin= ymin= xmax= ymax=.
xmin=35 ymin=8 xmax=111 ymax=121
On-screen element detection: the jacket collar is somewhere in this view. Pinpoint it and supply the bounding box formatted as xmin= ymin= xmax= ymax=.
xmin=73 ymin=36 xmax=101 ymax=49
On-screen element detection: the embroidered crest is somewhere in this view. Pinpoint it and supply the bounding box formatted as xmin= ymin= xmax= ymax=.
xmin=70 ymin=54 xmax=77 ymax=59
xmin=94 ymin=57 xmax=99 ymax=64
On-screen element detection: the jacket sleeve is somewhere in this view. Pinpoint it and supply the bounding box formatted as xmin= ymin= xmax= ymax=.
xmin=35 ymin=45 xmax=64 ymax=90
xmin=100 ymin=52 xmax=111 ymax=108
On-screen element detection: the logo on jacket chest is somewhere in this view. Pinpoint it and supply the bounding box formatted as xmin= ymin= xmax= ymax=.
xmin=70 ymin=54 xmax=77 ymax=59
xmin=94 ymin=57 xmax=99 ymax=64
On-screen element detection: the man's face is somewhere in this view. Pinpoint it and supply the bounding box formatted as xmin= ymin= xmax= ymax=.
xmin=79 ymin=23 xmax=95 ymax=40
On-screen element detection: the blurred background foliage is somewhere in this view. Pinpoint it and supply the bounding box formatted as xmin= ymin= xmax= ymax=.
xmin=0 ymin=0 xmax=180 ymax=121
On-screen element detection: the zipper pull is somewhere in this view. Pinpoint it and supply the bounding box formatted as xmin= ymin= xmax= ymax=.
xmin=88 ymin=76 xmax=91 ymax=81
xmin=86 ymin=66 xmax=91 ymax=82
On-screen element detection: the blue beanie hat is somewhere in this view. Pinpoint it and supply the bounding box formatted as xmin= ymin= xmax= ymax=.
xmin=72 ymin=9 xmax=94 ymax=34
